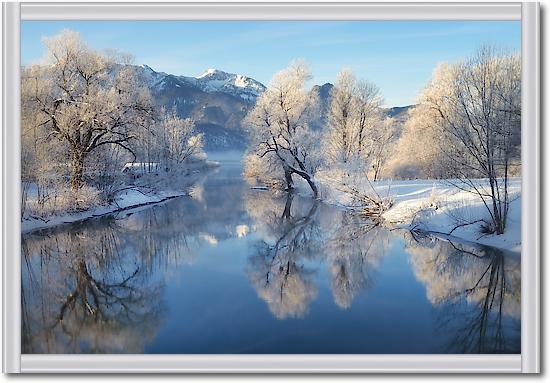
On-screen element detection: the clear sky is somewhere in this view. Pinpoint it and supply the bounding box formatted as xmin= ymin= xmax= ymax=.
xmin=21 ymin=20 xmax=521 ymax=107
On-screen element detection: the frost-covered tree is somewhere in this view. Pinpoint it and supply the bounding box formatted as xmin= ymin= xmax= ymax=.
xmin=355 ymin=79 xmax=384 ymax=156
xmin=369 ymin=117 xmax=398 ymax=181
xmin=21 ymin=29 xmax=154 ymax=191
xmin=419 ymin=48 xmax=521 ymax=234
xmin=324 ymin=69 xmax=357 ymax=164
xmin=386 ymin=103 xmax=448 ymax=179
xmin=155 ymin=107 xmax=204 ymax=169
xmin=323 ymin=68 xmax=383 ymax=166
xmin=244 ymin=61 xmax=320 ymax=197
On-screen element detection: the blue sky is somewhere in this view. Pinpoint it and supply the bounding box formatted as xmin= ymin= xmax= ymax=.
xmin=21 ymin=21 xmax=520 ymax=107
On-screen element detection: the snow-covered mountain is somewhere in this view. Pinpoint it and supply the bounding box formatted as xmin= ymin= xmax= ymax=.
xmin=138 ymin=65 xmax=265 ymax=103
xmin=133 ymin=64 xmax=411 ymax=151
xmin=133 ymin=64 xmax=267 ymax=150
xmin=195 ymin=68 xmax=266 ymax=101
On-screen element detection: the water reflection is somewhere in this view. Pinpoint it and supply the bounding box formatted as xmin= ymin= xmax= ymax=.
xmin=245 ymin=191 xmax=392 ymax=315
xmin=22 ymin=219 xmax=164 ymax=353
xmin=246 ymin=193 xmax=320 ymax=319
xmin=406 ymin=234 xmax=520 ymax=353
xmin=326 ymin=214 xmax=388 ymax=309
xmin=21 ymin=162 xmax=520 ymax=354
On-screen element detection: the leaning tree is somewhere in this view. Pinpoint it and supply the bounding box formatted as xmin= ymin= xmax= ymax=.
xmin=244 ymin=61 xmax=320 ymax=197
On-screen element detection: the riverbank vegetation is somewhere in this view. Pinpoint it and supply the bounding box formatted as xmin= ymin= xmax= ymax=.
xmin=21 ymin=30 xmax=209 ymax=224
xmin=21 ymin=28 xmax=521 ymax=247
xmin=244 ymin=47 xmax=521 ymax=243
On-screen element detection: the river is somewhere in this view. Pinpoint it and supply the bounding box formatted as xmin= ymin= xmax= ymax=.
xmin=21 ymin=153 xmax=521 ymax=354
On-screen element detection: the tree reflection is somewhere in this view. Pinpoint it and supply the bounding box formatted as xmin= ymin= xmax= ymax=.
xmin=21 ymin=204 xmax=203 ymax=353
xmin=246 ymin=192 xmax=320 ymax=319
xmin=406 ymin=233 xmax=520 ymax=353
xmin=245 ymin=191 xmax=390 ymax=317
xmin=326 ymin=215 xmax=389 ymax=309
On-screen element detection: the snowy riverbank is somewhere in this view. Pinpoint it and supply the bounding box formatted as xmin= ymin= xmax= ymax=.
xmin=21 ymin=189 xmax=185 ymax=234
xmin=22 ymin=160 xmax=219 ymax=234
xmin=314 ymin=176 xmax=521 ymax=252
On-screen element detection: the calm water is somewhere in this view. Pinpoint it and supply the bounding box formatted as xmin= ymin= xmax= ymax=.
xmin=21 ymin=154 xmax=521 ymax=354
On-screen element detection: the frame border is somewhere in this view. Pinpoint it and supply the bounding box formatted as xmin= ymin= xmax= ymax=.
xmin=520 ymin=0 xmax=540 ymax=374
xmin=19 ymin=1 xmax=522 ymax=20
xmin=3 ymin=1 xmax=539 ymax=374
xmin=2 ymin=1 xmax=22 ymax=375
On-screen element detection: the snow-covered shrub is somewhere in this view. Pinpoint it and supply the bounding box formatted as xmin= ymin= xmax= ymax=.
xmin=315 ymin=162 xmax=393 ymax=217
xmin=25 ymin=183 xmax=103 ymax=218
xmin=425 ymin=185 xmax=441 ymax=210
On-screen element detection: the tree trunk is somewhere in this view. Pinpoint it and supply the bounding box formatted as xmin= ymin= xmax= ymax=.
xmin=291 ymin=168 xmax=318 ymax=199
xmin=70 ymin=151 xmax=86 ymax=191
xmin=282 ymin=193 xmax=295 ymax=220
xmin=284 ymin=167 xmax=294 ymax=192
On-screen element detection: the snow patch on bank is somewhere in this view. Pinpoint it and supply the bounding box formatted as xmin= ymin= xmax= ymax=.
xmin=22 ymin=160 xmax=220 ymax=234
xmin=314 ymin=176 xmax=521 ymax=252
xmin=21 ymin=189 xmax=187 ymax=234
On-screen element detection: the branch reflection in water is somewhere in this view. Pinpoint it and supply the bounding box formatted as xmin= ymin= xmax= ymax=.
xmin=245 ymin=191 xmax=390 ymax=317
xmin=21 ymin=200 xmax=202 ymax=353
xmin=406 ymin=232 xmax=520 ymax=353
xmin=21 ymin=173 xmax=520 ymax=354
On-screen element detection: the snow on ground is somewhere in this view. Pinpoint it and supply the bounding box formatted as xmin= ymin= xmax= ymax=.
xmin=21 ymin=160 xmax=219 ymax=234
xmin=21 ymin=189 xmax=187 ymax=234
xmin=315 ymin=175 xmax=522 ymax=252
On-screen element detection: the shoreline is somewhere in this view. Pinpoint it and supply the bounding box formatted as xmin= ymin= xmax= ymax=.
xmin=21 ymin=191 xmax=187 ymax=235
xmin=22 ymin=160 xmax=220 ymax=235
xmin=301 ymin=177 xmax=522 ymax=253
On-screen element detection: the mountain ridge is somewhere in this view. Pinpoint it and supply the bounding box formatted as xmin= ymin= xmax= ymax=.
xmin=134 ymin=64 xmax=412 ymax=151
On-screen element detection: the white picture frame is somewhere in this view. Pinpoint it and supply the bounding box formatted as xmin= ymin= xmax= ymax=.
xmin=2 ymin=1 xmax=540 ymax=373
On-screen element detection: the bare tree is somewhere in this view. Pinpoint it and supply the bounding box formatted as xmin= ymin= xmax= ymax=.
xmin=245 ymin=61 xmax=320 ymax=197
xmin=324 ymin=69 xmax=357 ymax=164
xmin=420 ymin=47 xmax=521 ymax=234
xmin=369 ymin=117 xmax=398 ymax=181
xmin=21 ymin=29 xmax=155 ymax=191
xmin=386 ymin=104 xmax=450 ymax=179
xmin=155 ymin=107 xmax=204 ymax=169
xmin=323 ymin=69 xmax=383 ymax=166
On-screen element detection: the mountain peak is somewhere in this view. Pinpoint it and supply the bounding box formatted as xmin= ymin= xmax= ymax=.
xmin=140 ymin=64 xmax=157 ymax=73
xmin=197 ymin=68 xmax=225 ymax=79
xmin=193 ymin=68 xmax=266 ymax=100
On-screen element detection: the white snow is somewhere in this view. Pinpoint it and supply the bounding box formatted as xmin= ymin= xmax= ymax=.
xmin=314 ymin=175 xmax=522 ymax=252
xmin=197 ymin=68 xmax=217 ymax=79
xmin=21 ymin=189 xmax=186 ymax=234
xmin=122 ymin=162 xmax=160 ymax=173
xmin=22 ymin=161 xmax=220 ymax=234
xmin=193 ymin=68 xmax=265 ymax=98
xmin=137 ymin=64 xmax=265 ymax=100
xmin=234 ymin=74 xmax=247 ymax=88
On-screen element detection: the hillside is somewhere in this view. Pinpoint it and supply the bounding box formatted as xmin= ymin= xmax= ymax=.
xmin=134 ymin=65 xmax=265 ymax=151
